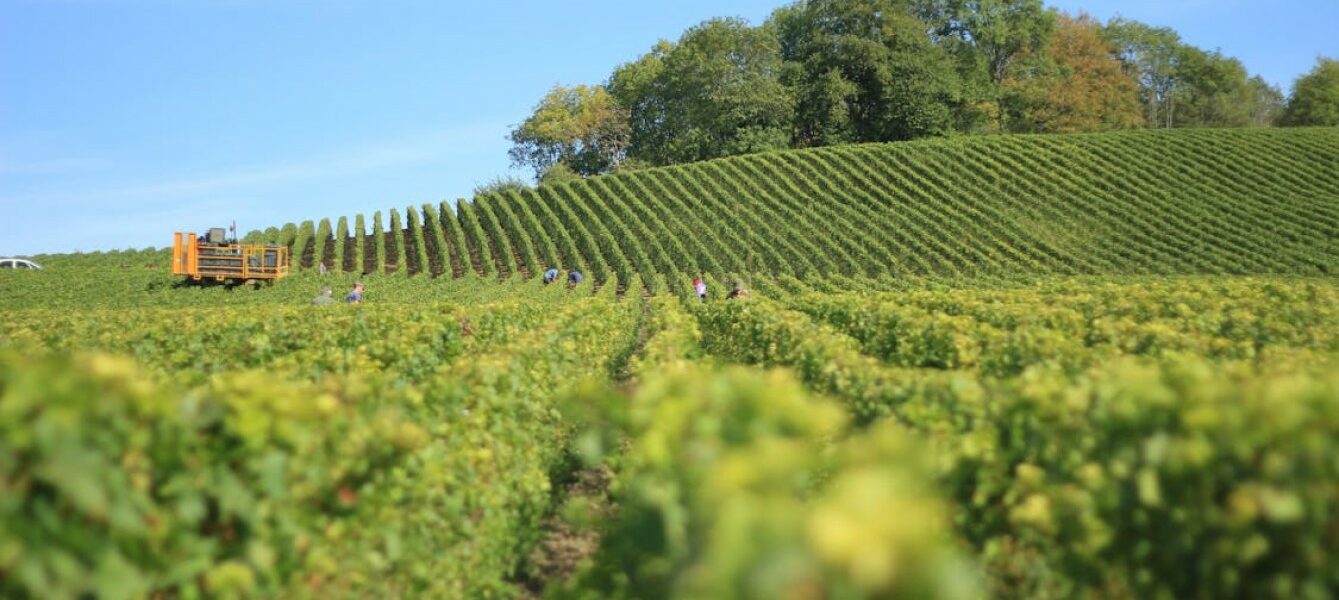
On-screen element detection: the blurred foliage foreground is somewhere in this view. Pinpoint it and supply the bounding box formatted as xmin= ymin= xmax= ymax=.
xmin=1 ymin=274 xmax=1337 ymax=599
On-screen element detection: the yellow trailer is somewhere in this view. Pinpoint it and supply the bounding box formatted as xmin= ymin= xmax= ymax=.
xmin=172 ymin=228 xmax=290 ymax=283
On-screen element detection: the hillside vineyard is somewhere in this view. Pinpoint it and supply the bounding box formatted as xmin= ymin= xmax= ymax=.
xmin=257 ymin=128 xmax=1339 ymax=290
xmin=3 ymin=127 xmax=1339 ymax=599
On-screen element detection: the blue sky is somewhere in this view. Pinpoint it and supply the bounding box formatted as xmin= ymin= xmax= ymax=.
xmin=2 ymin=0 xmax=1336 ymax=256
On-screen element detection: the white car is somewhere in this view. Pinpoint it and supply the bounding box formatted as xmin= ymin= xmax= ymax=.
xmin=0 ymin=258 xmax=42 ymax=270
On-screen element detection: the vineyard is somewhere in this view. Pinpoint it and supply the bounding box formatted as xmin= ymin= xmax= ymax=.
xmin=3 ymin=127 xmax=1339 ymax=599
xmin=236 ymin=127 xmax=1339 ymax=293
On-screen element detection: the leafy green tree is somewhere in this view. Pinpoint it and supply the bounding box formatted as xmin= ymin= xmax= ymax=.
xmin=918 ymin=0 xmax=1056 ymax=84
xmin=1171 ymin=46 xmax=1259 ymax=128
xmin=1247 ymin=76 xmax=1286 ymax=127
xmin=912 ymin=0 xmax=1055 ymax=131
xmin=774 ymin=0 xmax=965 ymax=145
xmin=508 ymin=84 xmax=630 ymax=179
xmin=1103 ymin=18 xmax=1182 ymax=128
xmin=1105 ymin=18 xmax=1281 ymax=129
xmin=609 ymin=41 xmax=673 ymax=164
xmin=1281 ymin=57 xmax=1339 ymax=126
xmin=609 ymin=18 xmax=795 ymax=166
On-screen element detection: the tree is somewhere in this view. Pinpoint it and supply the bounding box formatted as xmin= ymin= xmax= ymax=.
xmin=1171 ymin=46 xmax=1257 ymax=128
xmin=609 ymin=18 xmax=795 ymax=166
xmin=913 ymin=0 xmax=1055 ymax=131
xmin=509 ymin=84 xmax=630 ymax=179
xmin=1247 ymin=76 xmax=1286 ymax=127
xmin=1001 ymin=12 xmax=1141 ymax=133
xmin=1281 ymin=57 xmax=1339 ymax=126
xmin=1104 ymin=18 xmax=1280 ymax=130
xmin=920 ymin=0 xmax=1056 ymax=84
xmin=1103 ymin=18 xmax=1182 ymax=128
xmin=774 ymin=0 xmax=965 ymax=145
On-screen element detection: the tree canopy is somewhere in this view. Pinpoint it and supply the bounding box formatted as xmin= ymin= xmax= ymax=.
xmin=507 ymin=0 xmax=1301 ymax=177
xmin=775 ymin=0 xmax=964 ymax=145
xmin=1281 ymin=57 xmax=1339 ymax=127
xmin=508 ymin=84 xmax=630 ymax=179
xmin=610 ymin=18 xmax=795 ymax=167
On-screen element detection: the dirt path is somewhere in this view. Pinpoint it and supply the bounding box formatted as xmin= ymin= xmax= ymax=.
xmin=516 ymin=468 xmax=613 ymax=599
xmin=516 ymin=301 xmax=652 ymax=597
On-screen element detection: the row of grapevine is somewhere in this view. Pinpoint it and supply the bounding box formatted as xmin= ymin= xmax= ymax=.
xmin=246 ymin=128 xmax=1337 ymax=287
xmin=0 ymin=279 xmax=639 ymax=598
xmin=690 ymin=282 xmax=1339 ymax=597
xmin=787 ymin=280 xmax=1339 ymax=375
xmin=560 ymin=365 xmax=976 ymax=599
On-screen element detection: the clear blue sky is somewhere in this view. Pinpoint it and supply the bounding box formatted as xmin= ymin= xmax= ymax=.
xmin=2 ymin=0 xmax=1335 ymax=256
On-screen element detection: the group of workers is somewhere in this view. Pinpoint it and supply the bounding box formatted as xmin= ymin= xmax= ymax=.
xmin=544 ymin=268 xmax=747 ymax=301
xmin=693 ymin=277 xmax=750 ymax=301
xmin=312 ymin=282 xmax=364 ymax=305
xmin=543 ymin=268 xmax=583 ymax=287
xmin=313 ymin=273 xmax=746 ymax=305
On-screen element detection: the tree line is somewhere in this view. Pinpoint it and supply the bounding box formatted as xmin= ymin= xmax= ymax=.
xmin=504 ymin=0 xmax=1339 ymax=185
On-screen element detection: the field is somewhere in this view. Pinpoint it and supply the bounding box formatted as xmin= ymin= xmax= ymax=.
xmin=247 ymin=128 xmax=1339 ymax=291
xmin=3 ymin=128 xmax=1339 ymax=599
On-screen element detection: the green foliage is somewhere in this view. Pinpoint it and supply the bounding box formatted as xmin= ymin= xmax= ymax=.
xmin=509 ymin=84 xmax=630 ymax=178
xmin=510 ymin=2 xmax=1280 ymax=173
xmin=315 ymin=218 xmax=334 ymax=272
xmin=334 ymin=216 xmax=350 ymax=273
xmin=371 ymin=211 xmax=387 ymax=274
xmin=539 ymin=161 xmax=582 ymax=187
xmin=457 ymin=199 xmax=499 ymax=278
xmin=404 ymin=207 xmax=430 ymax=277
xmin=694 ymin=278 xmax=1339 ymax=597
xmin=1282 ymin=57 xmax=1339 ymax=127
xmin=7 ymin=129 xmax=1339 ymax=300
xmin=776 ymin=0 xmax=965 ymax=144
xmin=0 ymin=351 xmax=427 ymax=599
xmin=1103 ymin=17 xmax=1283 ymax=129
xmin=388 ymin=208 xmax=406 ymax=274
xmin=0 ymin=278 xmax=639 ymax=598
xmin=919 ymin=0 xmax=1057 ymax=85
xmin=1172 ymin=46 xmax=1261 ymax=128
xmin=560 ymin=366 xmax=978 ymax=600
xmin=611 ymin=17 xmax=795 ymax=166
xmin=473 ymin=175 xmax=532 ymax=198
xmin=941 ymin=356 xmax=1339 ymax=598
xmin=353 ymin=213 xmax=368 ymax=274
xmin=3 ymin=240 xmax=1339 ymax=599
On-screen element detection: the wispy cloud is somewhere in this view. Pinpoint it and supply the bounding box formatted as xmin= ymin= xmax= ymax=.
xmin=0 ymin=121 xmax=506 ymax=205
xmin=0 ymin=156 xmax=112 ymax=176
xmin=0 ymin=122 xmax=511 ymax=255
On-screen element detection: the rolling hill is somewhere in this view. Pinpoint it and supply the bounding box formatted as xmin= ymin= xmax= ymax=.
xmin=250 ymin=127 xmax=1338 ymax=294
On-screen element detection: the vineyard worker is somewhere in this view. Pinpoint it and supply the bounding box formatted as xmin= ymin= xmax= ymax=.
xmin=568 ymin=271 xmax=584 ymax=287
xmin=727 ymin=281 xmax=749 ymax=300
xmin=346 ymin=282 xmax=365 ymax=304
xmin=543 ymin=267 xmax=559 ymax=285
xmin=693 ymin=278 xmax=707 ymax=302
xmin=312 ymin=286 xmax=335 ymax=305
xmin=318 ymin=261 xmax=329 ymax=276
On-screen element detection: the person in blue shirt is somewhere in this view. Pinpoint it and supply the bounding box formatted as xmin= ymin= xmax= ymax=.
xmin=346 ymin=282 xmax=365 ymax=304
xmin=567 ymin=271 xmax=584 ymax=287
xmin=543 ymin=267 xmax=559 ymax=285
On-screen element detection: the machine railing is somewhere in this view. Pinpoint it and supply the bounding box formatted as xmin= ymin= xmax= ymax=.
xmin=172 ymin=232 xmax=290 ymax=281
